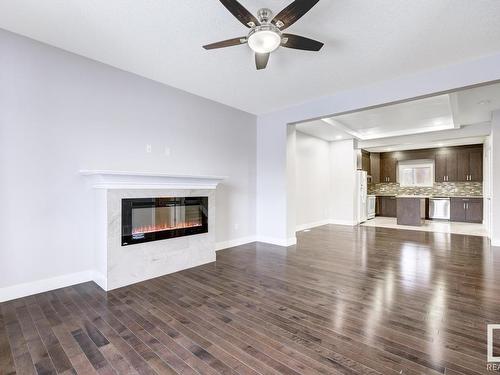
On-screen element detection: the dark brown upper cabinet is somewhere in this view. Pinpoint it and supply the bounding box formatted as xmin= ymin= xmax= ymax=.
xmin=369 ymin=153 xmax=381 ymax=183
xmin=361 ymin=150 xmax=371 ymax=175
xmin=435 ymin=148 xmax=458 ymax=182
xmin=457 ymin=146 xmax=483 ymax=182
xmin=378 ymin=144 xmax=483 ymax=184
xmin=395 ymin=148 xmax=436 ymax=161
xmin=380 ymin=155 xmax=397 ymax=183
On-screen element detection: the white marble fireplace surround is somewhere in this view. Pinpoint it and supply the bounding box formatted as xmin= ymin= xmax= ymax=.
xmin=81 ymin=171 xmax=224 ymax=291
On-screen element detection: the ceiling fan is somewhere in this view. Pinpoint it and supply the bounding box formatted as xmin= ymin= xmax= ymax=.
xmin=203 ymin=0 xmax=324 ymax=70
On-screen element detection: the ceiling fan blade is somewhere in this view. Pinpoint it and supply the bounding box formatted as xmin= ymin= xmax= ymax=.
xmin=255 ymin=53 xmax=270 ymax=70
xmin=281 ymin=34 xmax=324 ymax=51
xmin=218 ymin=0 xmax=260 ymax=28
xmin=203 ymin=37 xmax=246 ymax=50
xmin=272 ymin=0 xmax=320 ymax=29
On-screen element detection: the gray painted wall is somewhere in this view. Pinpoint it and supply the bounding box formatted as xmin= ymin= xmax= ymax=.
xmin=0 ymin=30 xmax=257 ymax=288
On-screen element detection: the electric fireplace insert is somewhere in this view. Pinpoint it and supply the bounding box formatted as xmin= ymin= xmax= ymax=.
xmin=121 ymin=197 xmax=208 ymax=246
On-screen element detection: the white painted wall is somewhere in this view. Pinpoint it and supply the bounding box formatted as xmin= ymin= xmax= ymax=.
xmin=286 ymin=126 xmax=297 ymax=244
xmin=294 ymin=131 xmax=331 ymax=230
xmin=491 ymin=111 xmax=500 ymax=247
xmin=256 ymin=113 xmax=289 ymax=245
xmin=329 ymin=140 xmax=357 ymax=225
xmin=0 ymin=30 xmax=257 ymax=292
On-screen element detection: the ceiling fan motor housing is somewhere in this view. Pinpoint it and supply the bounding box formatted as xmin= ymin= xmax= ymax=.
xmin=257 ymin=8 xmax=273 ymax=23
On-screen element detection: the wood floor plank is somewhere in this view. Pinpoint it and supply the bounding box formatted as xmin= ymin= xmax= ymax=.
xmin=124 ymin=281 xmax=342 ymax=375
xmin=26 ymin=295 xmax=74 ymax=374
xmin=2 ymin=302 xmax=36 ymax=375
xmin=62 ymin=287 xmax=176 ymax=375
xmin=77 ymin=283 xmax=233 ymax=375
xmin=113 ymin=288 xmax=298 ymax=375
xmin=14 ymin=301 xmax=58 ymax=375
xmin=52 ymin=287 xmax=157 ymax=375
xmin=0 ymin=306 xmax=17 ymax=375
xmin=1 ymin=224 xmax=498 ymax=374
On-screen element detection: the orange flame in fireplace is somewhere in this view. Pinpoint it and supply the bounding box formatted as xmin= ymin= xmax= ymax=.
xmin=132 ymin=221 xmax=202 ymax=235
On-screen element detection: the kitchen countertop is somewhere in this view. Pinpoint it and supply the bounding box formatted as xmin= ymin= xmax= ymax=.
xmin=432 ymin=195 xmax=483 ymax=199
xmin=372 ymin=194 xmax=483 ymax=199
xmin=397 ymin=195 xmax=428 ymax=198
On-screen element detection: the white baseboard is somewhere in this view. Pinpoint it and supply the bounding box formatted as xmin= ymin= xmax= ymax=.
xmin=329 ymin=219 xmax=357 ymax=226
xmin=256 ymin=236 xmax=297 ymax=247
xmin=0 ymin=270 xmax=93 ymax=303
xmin=296 ymin=219 xmax=330 ymax=231
xmin=215 ymin=236 xmax=257 ymax=251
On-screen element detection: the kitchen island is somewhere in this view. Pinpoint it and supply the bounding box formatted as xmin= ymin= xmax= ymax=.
xmin=396 ymin=196 xmax=426 ymax=226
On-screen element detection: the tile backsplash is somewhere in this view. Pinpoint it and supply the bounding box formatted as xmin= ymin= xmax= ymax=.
xmin=368 ymin=182 xmax=483 ymax=197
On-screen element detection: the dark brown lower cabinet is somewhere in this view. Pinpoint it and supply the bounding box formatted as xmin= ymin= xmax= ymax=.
xmin=450 ymin=198 xmax=483 ymax=223
xmin=377 ymin=196 xmax=397 ymax=217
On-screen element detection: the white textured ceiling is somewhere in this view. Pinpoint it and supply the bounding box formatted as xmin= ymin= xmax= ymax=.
xmin=1 ymin=0 xmax=500 ymax=114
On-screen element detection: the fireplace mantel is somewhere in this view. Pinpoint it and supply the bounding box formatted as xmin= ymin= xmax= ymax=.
xmin=79 ymin=170 xmax=226 ymax=189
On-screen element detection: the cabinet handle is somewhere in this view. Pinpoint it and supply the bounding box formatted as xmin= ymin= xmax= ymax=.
xmin=464 ymin=203 xmax=466 ymax=210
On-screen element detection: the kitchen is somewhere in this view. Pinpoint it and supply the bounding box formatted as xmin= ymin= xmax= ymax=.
xmin=294 ymin=82 xmax=497 ymax=239
xmin=357 ymin=144 xmax=485 ymax=235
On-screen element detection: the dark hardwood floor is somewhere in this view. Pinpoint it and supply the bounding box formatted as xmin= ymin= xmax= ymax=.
xmin=2 ymin=224 xmax=500 ymax=374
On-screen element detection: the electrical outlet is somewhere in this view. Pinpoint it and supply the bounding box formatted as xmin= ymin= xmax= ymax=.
xmin=146 ymin=144 xmax=152 ymax=153
xmin=164 ymin=147 xmax=171 ymax=156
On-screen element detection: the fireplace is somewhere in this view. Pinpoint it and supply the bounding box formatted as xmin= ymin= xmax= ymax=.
xmin=121 ymin=196 xmax=208 ymax=246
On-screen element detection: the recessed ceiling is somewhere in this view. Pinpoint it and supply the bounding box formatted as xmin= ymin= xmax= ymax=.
xmin=296 ymin=120 xmax=352 ymax=141
xmin=363 ymin=136 xmax=487 ymax=153
xmin=297 ymin=82 xmax=500 ymax=144
xmin=454 ymin=83 xmax=500 ymax=125
xmin=326 ymin=94 xmax=456 ymax=140
xmin=1 ymin=0 xmax=500 ymax=114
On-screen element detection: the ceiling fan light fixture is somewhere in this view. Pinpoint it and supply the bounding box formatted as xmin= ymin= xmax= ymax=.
xmin=203 ymin=1 xmax=324 ymax=70
xmin=247 ymin=27 xmax=281 ymax=54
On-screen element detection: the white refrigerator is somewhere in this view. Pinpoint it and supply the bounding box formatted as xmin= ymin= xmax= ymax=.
xmin=356 ymin=170 xmax=368 ymax=224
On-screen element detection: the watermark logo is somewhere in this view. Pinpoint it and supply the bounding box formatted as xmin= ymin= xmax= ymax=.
xmin=487 ymin=324 xmax=500 ymax=371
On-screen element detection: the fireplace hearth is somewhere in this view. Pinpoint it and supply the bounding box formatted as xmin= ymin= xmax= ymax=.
xmin=121 ymin=197 xmax=208 ymax=246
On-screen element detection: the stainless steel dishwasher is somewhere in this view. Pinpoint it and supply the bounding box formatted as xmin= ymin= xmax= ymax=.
xmin=429 ymin=197 xmax=450 ymax=220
